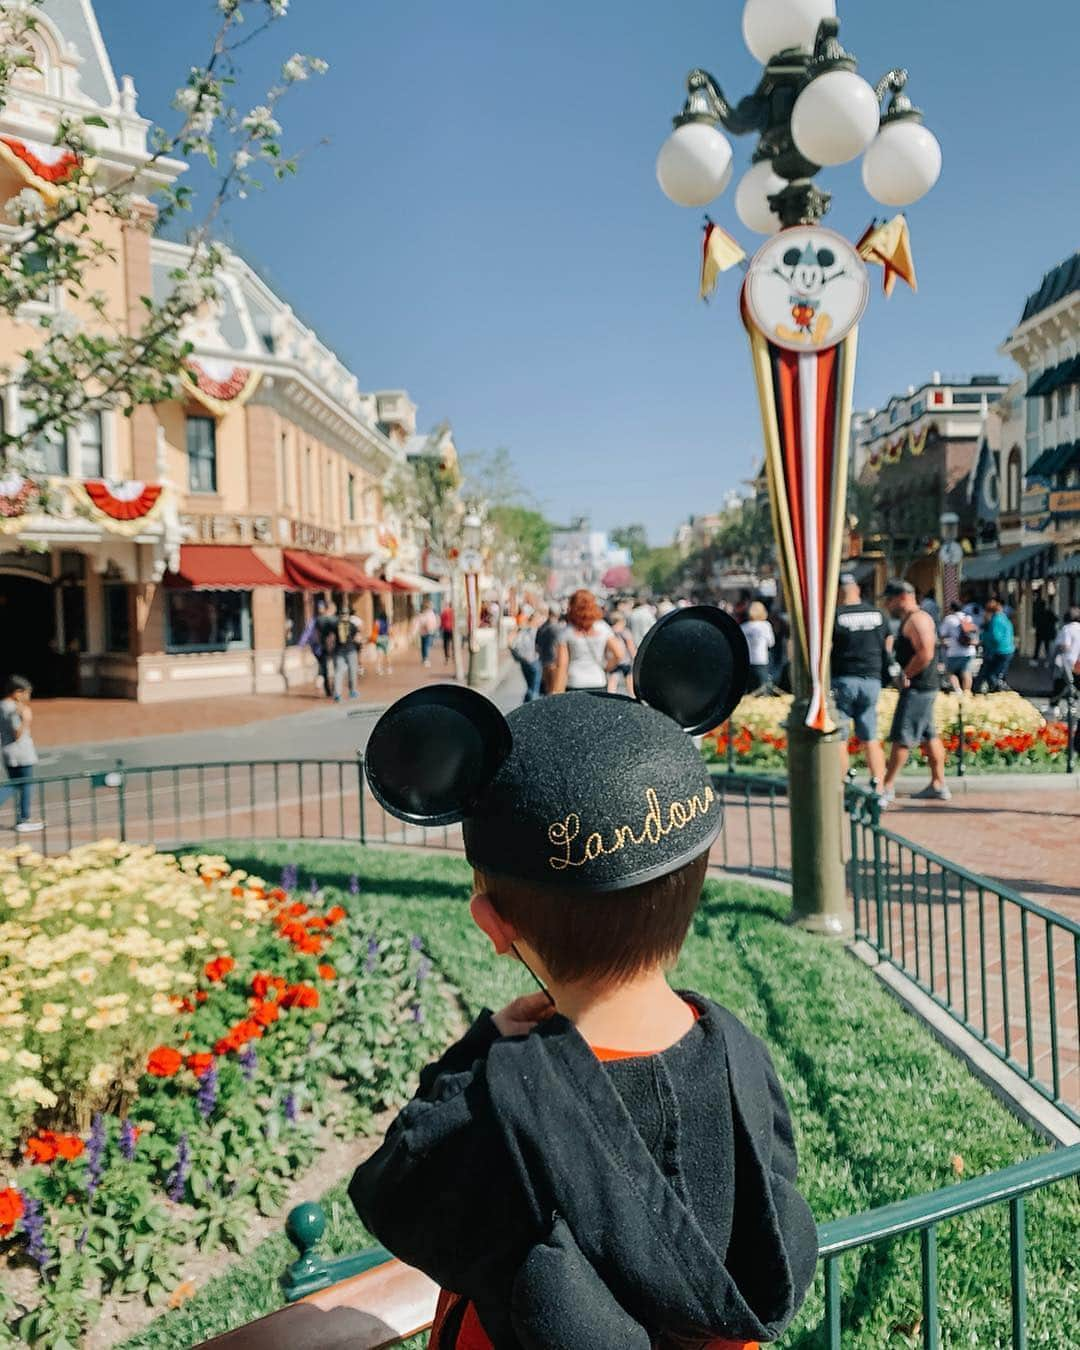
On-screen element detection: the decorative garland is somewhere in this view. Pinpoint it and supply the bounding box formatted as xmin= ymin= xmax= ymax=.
xmin=0 ymin=135 xmax=85 ymax=205
xmin=0 ymin=473 xmax=39 ymax=533
xmin=866 ymin=422 xmax=936 ymax=474
xmin=184 ymin=360 xmax=261 ymax=417
xmin=71 ymin=479 xmax=166 ymax=535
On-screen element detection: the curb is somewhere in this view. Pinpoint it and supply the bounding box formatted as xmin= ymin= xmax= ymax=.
xmin=889 ymin=773 xmax=1080 ymax=796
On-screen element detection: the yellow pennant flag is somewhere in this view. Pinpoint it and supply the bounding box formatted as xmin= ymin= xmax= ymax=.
xmin=857 ymin=214 xmax=917 ymax=297
xmin=700 ymin=222 xmax=747 ymax=300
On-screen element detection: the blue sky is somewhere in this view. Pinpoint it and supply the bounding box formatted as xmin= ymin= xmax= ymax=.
xmin=97 ymin=0 xmax=1080 ymax=544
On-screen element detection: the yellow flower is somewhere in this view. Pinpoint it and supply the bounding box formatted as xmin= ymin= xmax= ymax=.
xmin=72 ymin=967 xmax=96 ymax=987
xmin=14 ymin=1049 xmax=42 ymax=1070
xmin=88 ymin=1063 xmax=114 ymax=1090
xmin=41 ymin=1002 xmax=67 ymax=1017
xmin=84 ymin=1014 xmax=106 ymax=1031
xmin=34 ymin=1016 xmax=62 ymax=1034
xmin=8 ymin=1077 xmax=58 ymax=1107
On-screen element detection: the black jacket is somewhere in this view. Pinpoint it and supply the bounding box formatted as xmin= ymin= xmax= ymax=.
xmin=349 ymin=994 xmax=817 ymax=1349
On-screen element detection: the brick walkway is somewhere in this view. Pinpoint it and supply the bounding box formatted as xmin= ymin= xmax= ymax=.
xmin=30 ymin=644 xmax=463 ymax=749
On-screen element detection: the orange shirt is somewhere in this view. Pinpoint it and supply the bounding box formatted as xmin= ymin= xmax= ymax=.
xmin=428 ymin=1006 xmax=757 ymax=1350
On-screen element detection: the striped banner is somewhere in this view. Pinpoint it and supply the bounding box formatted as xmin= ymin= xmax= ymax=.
xmin=744 ymin=308 xmax=858 ymax=733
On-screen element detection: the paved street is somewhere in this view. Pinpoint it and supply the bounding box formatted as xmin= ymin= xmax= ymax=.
xmin=29 ymin=648 xmax=523 ymax=779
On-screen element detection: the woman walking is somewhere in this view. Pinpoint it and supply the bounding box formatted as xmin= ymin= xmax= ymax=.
xmin=740 ymin=601 xmax=775 ymax=693
xmin=415 ymin=600 xmax=438 ymax=668
xmin=552 ymin=589 xmax=621 ymax=694
xmin=607 ymin=612 xmax=637 ymax=695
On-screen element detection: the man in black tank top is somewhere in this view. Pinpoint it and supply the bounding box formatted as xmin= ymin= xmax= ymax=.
xmin=880 ymin=579 xmax=951 ymax=805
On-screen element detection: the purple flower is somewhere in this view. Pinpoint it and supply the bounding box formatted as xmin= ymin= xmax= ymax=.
xmin=309 ymin=877 xmax=320 ymax=897
xmin=18 ymin=1192 xmax=50 ymax=1273
xmin=76 ymin=1225 xmax=89 ymax=1253
xmin=410 ymin=935 xmax=423 ymax=952
xmin=280 ymin=862 xmax=298 ymax=892
xmin=119 ymin=1119 xmax=138 ymax=1161
xmin=349 ymin=874 xmax=359 ymax=895
xmin=86 ymin=1113 xmax=107 ymax=1198
xmin=239 ymin=1043 xmax=258 ymax=1082
xmin=364 ymin=936 xmax=379 ymax=974
xmin=283 ymin=1091 xmax=298 ymax=1124
xmin=166 ymin=1133 xmax=190 ymax=1203
xmin=416 ymin=957 xmax=431 ymax=985
xmin=411 ymin=1004 xmax=425 ymax=1025
xmin=196 ymin=1063 xmax=219 ymax=1120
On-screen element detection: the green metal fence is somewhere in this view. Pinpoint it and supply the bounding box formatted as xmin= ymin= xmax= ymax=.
xmin=816 ymin=1143 xmax=1080 ymax=1350
xmin=846 ymin=783 xmax=1080 ymax=1128
xmin=279 ymin=1144 xmax=1080 ymax=1349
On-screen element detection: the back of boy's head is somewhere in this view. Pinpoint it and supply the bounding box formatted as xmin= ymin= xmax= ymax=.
xmin=479 ymin=849 xmax=709 ymax=986
xmin=4 ymin=675 xmax=31 ymax=698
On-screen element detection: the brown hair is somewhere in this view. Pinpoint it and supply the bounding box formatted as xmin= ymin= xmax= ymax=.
xmin=479 ymin=850 xmax=709 ymax=986
xmin=567 ymin=589 xmax=602 ymax=632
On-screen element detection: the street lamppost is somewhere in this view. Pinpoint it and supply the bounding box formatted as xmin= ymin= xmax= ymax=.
xmin=656 ymin=0 xmax=941 ymax=935
xmin=461 ymin=508 xmax=484 ymax=688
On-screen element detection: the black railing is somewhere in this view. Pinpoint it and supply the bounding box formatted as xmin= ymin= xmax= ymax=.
xmin=847 ymin=782 xmax=1080 ymax=1127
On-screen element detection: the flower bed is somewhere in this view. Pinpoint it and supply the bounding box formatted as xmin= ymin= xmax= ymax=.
xmin=701 ymin=691 xmax=1067 ymax=772
xmin=0 ymin=843 xmax=454 ymax=1346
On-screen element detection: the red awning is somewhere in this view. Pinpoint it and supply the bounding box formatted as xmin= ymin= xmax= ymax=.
xmin=166 ymin=545 xmax=284 ymax=590
xmin=389 ymin=577 xmax=419 ymax=593
xmin=283 ymin=550 xmax=381 ymax=592
xmin=346 ymin=557 xmax=393 ymax=592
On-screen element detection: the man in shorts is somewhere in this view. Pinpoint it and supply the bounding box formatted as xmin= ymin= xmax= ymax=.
xmin=830 ymin=574 xmax=886 ymax=786
xmin=880 ymin=579 xmax=950 ymax=806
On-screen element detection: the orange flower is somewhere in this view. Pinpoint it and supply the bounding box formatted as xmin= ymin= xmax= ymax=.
xmin=288 ymin=902 xmax=308 ymax=918
xmin=24 ymin=1134 xmax=58 ymax=1165
xmin=281 ymin=983 xmax=319 ymax=1010
xmin=147 ymin=1046 xmax=184 ymax=1077
xmin=195 ymin=990 xmax=209 ymax=1004
xmin=251 ymin=999 xmax=280 ymax=1028
xmin=204 ymin=955 xmax=235 ymax=983
xmin=270 ymin=887 xmax=287 ymax=901
xmin=230 ymin=885 xmax=245 ymax=897
xmin=54 ymin=1134 xmax=84 ymax=1161
xmin=297 ymin=935 xmax=324 ymax=956
xmin=317 ymin=964 xmax=336 ymax=981
xmin=251 ymin=972 xmax=286 ymax=1000
xmin=187 ymin=1052 xmax=215 ymax=1078
xmin=306 ymin=916 xmax=328 ymax=932
xmin=325 ymin=906 xmax=347 ymax=925
xmin=0 ymin=1188 xmax=24 ymax=1236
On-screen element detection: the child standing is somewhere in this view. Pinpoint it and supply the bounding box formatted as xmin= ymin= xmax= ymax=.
xmin=0 ymin=675 xmax=43 ymax=832
xmin=350 ymin=608 xmax=815 ymax=1349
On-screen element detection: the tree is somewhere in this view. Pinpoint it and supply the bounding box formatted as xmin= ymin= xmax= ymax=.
xmin=487 ymin=504 xmax=552 ymax=582
xmin=712 ymin=497 xmax=774 ymax=571
xmin=610 ymin=523 xmax=649 ymax=563
xmin=0 ymin=0 xmax=325 ymax=468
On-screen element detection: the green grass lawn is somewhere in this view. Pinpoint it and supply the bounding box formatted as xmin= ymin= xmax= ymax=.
xmin=124 ymin=843 xmax=1079 ymax=1350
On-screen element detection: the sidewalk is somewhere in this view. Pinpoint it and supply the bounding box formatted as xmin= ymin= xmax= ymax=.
xmin=31 ymin=644 xmax=467 ymax=750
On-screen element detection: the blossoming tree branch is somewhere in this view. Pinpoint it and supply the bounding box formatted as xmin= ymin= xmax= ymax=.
xmin=0 ymin=0 xmax=325 ymax=469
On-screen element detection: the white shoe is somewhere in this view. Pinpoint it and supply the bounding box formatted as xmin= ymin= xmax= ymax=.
xmin=16 ymin=820 xmax=44 ymax=833
xmin=877 ymin=788 xmax=895 ymax=809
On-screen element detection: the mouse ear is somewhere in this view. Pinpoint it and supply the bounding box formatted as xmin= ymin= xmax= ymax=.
xmin=363 ymin=685 xmax=513 ymax=826
xmin=632 ymin=605 xmax=749 ymax=734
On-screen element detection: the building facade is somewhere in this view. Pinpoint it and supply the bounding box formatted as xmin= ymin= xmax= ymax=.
xmin=854 ymin=373 xmax=1007 ymax=597
xmin=1000 ymin=252 xmax=1080 ymax=614
xmin=0 ymin=0 xmax=438 ymax=702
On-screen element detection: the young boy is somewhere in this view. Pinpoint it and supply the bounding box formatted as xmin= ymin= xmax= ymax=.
xmin=350 ymin=609 xmax=816 ymax=1349
xmin=0 ymin=675 xmax=43 ymax=833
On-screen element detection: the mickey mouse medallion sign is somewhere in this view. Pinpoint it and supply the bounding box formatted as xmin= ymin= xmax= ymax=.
xmin=742 ymin=227 xmax=868 ymax=732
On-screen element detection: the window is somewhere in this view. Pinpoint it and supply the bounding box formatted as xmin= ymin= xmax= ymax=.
xmin=890 ymin=405 xmax=901 ymax=424
xmin=187 ymin=416 xmax=217 ymax=493
xmin=284 ymin=591 xmax=306 ymax=646
xmin=1006 ymin=448 xmax=1022 ymax=513
xmin=1044 ymin=394 xmax=1055 ymax=423
xmin=165 ymin=590 xmax=252 ymax=652
xmin=79 ymin=411 xmax=103 ymax=479
xmin=1060 ymin=386 xmax=1073 ymax=418
xmin=26 ymin=427 xmax=66 ymax=475
xmin=347 ymin=472 xmax=356 ymax=521
xmin=104 ymin=583 xmax=131 ymax=653
xmin=911 ymin=399 xmax=925 ymax=418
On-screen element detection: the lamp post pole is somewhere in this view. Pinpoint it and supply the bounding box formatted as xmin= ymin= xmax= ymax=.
xmin=656 ymin=1 xmax=941 ymax=935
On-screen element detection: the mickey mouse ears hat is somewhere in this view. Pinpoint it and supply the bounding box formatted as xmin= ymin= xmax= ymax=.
xmin=364 ymin=606 xmax=749 ymax=893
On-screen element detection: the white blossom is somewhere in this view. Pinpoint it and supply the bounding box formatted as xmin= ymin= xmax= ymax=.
xmin=233 ymin=148 xmax=253 ymax=171
xmin=241 ymin=105 xmax=282 ymax=138
xmin=282 ymin=54 xmax=307 ymax=82
xmin=46 ymin=310 xmax=81 ymax=340
xmin=174 ymin=86 xmax=200 ymax=113
xmin=268 ymin=0 xmax=289 ymax=16
xmin=5 ymin=187 xmax=46 ymax=224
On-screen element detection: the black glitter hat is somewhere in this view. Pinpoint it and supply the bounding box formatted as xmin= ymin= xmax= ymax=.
xmin=363 ymin=606 xmax=748 ymax=893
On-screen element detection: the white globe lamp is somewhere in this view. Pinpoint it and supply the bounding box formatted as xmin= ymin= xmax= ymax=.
xmin=862 ymin=120 xmax=942 ymax=207
xmin=656 ymin=122 xmax=734 ymax=208
xmin=742 ymin=0 xmax=836 ymax=65
xmin=791 ymin=68 xmax=880 ymax=166
xmin=735 ymin=161 xmax=786 ymax=234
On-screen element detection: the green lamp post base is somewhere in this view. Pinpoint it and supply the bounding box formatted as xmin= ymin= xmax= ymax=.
xmin=785 ymin=699 xmax=853 ymax=939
